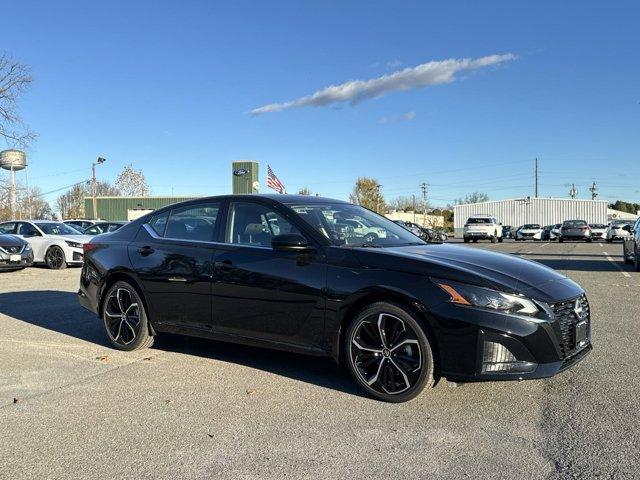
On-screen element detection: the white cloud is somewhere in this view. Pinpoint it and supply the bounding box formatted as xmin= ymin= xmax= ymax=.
xmin=251 ymin=53 xmax=515 ymax=115
xmin=401 ymin=111 xmax=416 ymax=121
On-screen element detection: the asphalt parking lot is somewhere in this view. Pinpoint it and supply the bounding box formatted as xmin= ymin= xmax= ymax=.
xmin=1 ymin=240 xmax=639 ymax=479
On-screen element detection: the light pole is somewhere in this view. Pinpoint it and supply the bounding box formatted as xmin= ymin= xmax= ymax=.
xmin=92 ymin=157 xmax=106 ymax=219
xmin=375 ymin=184 xmax=382 ymax=213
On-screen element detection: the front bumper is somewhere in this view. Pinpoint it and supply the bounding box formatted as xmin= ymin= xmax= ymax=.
xmin=464 ymin=232 xmax=493 ymax=239
xmin=0 ymin=250 xmax=34 ymax=269
xmin=429 ymin=293 xmax=592 ymax=382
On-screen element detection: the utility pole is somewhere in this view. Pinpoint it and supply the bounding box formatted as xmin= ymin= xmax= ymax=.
xmin=92 ymin=157 xmax=106 ymax=219
xmin=569 ymin=184 xmax=577 ymax=199
xmin=534 ymin=158 xmax=538 ymax=198
xmin=412 ymin=194 xmax=416 ymax=223
xmin=589 ymin=181 xmax=598 ymax=200
xmin=375 ymin=184 xmax=382 ymax=213
xmin=420 ymin=182 xmax=428 ymax=226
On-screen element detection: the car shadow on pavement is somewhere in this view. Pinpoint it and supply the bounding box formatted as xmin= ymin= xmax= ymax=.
xmin=0 ymin=290 xmax=361 ymax=397
xmin=152 ymin=334 xmax=361 ymax=397
xmin=0 ymin=290 xmax=109 ymax=346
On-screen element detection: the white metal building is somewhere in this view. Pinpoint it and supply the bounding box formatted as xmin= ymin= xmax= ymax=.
xmin=453 ymin=198 xmax=608 ymax=237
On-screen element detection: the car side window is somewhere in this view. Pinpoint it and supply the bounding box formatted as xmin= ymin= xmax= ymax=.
xmin=16 ymin=222 xmax=39 ymax=236
xmin=0 ymin=222 xmax=16 ymax=234
xmin=165 ymin=202 xmax=221 ymax=241
xmin=148 ymin=211 xmax=170 ymax=237
xmin=85 ymin=225 xmax=101 ymax=235
xmin=107 ymin=224 xmax=122 ymax=232
xmin=226 ymin=202 xmax=302 ymax=248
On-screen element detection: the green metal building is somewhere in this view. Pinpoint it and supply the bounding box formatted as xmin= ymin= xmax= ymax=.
xmin=84 ymin=196 xmax=200 ymax=221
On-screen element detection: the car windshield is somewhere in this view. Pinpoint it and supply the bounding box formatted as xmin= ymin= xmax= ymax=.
xmin=612 ymin=220 xmax=633 ymax=226
xmin=287 ymin=202 xmax=426 ymax=247
xmin=466 ymin=218 xmax=491 ymax=224
xmin=563 ymin=220 xmax=586 ymax=228
xmin=522 ymin=224 xmax=540 ymax=229
xmin=35 ymin=222 xmax=83 ymax=235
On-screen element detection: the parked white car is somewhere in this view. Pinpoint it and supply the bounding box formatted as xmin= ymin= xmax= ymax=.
xmin=515 ymin=224 xmax=543 ymax=241
xmin=606 ymin=220 xmax=635 ymax=242
xmin=588 ymin=223 xmax=607 ymax=241
xmin=463 ymin=216 xmax=503 ymax=243
xmin=551 ymin=223 xmax=562 ymax=238
xmin=0 ymin=220 xmax=91 ymax=269
xmin=341 ymin=218 xmax=387 ymax=242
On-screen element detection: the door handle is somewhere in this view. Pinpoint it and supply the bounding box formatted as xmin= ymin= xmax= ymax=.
xmin=137 ymin=246 xmax=155 ymax=256
xmin=215 ymin=259 xmax=233 ymax=272
xmin=168 ymin=277 xmax=187 ymax=283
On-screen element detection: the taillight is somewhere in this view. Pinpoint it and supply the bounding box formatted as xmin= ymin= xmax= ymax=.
xmin=83 ymin=243 xmax=99 ymax=254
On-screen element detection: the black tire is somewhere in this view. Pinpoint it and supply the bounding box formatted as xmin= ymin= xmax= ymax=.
xmin=586 ymin=238 xmax=592 ymax=243
xmin=559 ymin=238 xmax=564 ymax=243
xmin=45 ymin=245 xmax=67 ymax=270
xmin=102 ymin=281 xmax=155 ymax=351
xmin=498 ymin=236 xmax=503 ymax=243
xmin=473 ymin=239 xmax=478 ymax=243
xmin=364 ymin=233 xmax=379 ymax=243
xmin=490 ymin=235 xmax=497 ymax=244
xmin=635 ymin=248 xmax=640 ymax=272
xmin=463 ymin=238 xmax=469 ymax=243
xmin=606 ymin=239 xmax=612 ymax=243
xmin=344 ymin=302 xmax=434 ymax=403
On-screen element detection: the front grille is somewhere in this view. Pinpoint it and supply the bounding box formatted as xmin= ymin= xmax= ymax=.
xmin=551 ymin=294 xmax=590 ymax=359
xmin=0 ymin=244 xmax=24 ymax=254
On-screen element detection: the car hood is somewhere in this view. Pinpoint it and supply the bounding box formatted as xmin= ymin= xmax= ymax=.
xmin=353 ymin=244 xmax=582 ymax=303
xmin=0 ymin=234 xmax=25 ymax=247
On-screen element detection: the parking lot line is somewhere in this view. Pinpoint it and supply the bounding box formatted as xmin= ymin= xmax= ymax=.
xmin=602 ymin=251 xmax=632 ymax=278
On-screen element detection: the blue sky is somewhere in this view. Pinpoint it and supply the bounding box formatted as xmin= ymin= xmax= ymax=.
xmin=4 ymin=0 xmax=640 ymax=207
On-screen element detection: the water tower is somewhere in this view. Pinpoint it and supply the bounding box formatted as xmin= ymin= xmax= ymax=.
xmin=0 ymin=149 xmax=27 ymax=217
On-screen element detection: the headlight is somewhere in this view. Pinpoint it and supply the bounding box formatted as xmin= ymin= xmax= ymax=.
xmin=24 ymin=244 xmax=32 ymax=251
xmin=65 ymin=240 xmax=83 ymax=249
xmin=434 ymin=280 xmax=539 ymax=316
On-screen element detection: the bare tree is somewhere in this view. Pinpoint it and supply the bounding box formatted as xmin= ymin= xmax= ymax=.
xmin=0 ymin=54 xmax=36 ymax=147
xmin=297 ymin=187 xmax=312 ymax=195
xmin=115 ymin=165 xmax=149 ymax=196
xmin=389 ymin=195 xmax=418 ymax=212
xmin=454 ymin=192 xmax=489 ymax=205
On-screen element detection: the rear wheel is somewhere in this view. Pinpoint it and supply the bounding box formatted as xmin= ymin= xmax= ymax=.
xmin=45 ymin=246 xmax=67 ymax=270
xmin=463 ymin=237 xmax=469 ymax=243
xmin=635 ymin=248 xmax=640 ymax=272
xmin=345 ymin=302 xmax=434 ymax=403
xmin=102 ymin=281 xmax=154 ymax=351
xmin=559 ymin=238 xmax=564 ymax=243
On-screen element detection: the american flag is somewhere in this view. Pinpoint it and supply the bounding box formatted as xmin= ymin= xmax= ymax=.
xmin=267 ymin=165 xmax=286 ymax=194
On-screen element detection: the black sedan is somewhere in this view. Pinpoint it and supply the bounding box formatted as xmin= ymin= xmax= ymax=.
xmin=78 ymin=195 xmax=592 ymax=402
xmin=0 ymin=234 xmax=34 ymax=271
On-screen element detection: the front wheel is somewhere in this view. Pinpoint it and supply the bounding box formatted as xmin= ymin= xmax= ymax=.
xmin=636 ymin=248 xmax=640 ymax=272
xmin=559 ymin=238 xmax=564 ymax=243
xmin=345 ymin=302 xmax=434 ymax=403
xmin=102 ymin=281 xmax=155 ymax=351
xmin=45 ymin=246 xmax=67 ymax=270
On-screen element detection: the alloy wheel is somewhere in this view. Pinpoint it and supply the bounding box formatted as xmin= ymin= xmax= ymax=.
xmin=46 ymin=246 xmax=65 ymax=269
xmin=104 ymin=287 xmax=141 ymax=345
xmin=350 ymin=313 xmax=422 ymax=395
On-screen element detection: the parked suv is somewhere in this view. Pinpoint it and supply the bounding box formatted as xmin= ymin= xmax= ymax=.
xmin=463 ymin=216 xmax=503 ymax=243
xmin=623 ymin=219 xmax=640 ymax=271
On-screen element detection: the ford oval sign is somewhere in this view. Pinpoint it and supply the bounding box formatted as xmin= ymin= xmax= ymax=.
xmin=233 ymin=168 xmax=248 ymax=177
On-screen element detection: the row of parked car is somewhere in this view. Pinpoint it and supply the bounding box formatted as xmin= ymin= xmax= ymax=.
xmin=463 ymin=215 xmax=637 ymax=244
xmin=392 ymin=220 xmax=449 ymax=242
xmin=0 ymin=219 xmax=126 ymax=271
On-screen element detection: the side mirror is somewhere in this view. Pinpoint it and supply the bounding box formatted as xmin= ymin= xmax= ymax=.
xmin=271 ymin=234 xmax=315 ymax=253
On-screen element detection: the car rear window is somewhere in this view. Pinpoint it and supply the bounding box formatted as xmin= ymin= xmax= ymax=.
xmin=522 ymin=224 xmax=540 ymax=229
xmin=563 ymin=220 xmax=587 ymax=228
xmin=589 ymin=224 xmax=606 ymax=229
xmin=466 ymin=218 xmax=492 ymax=224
